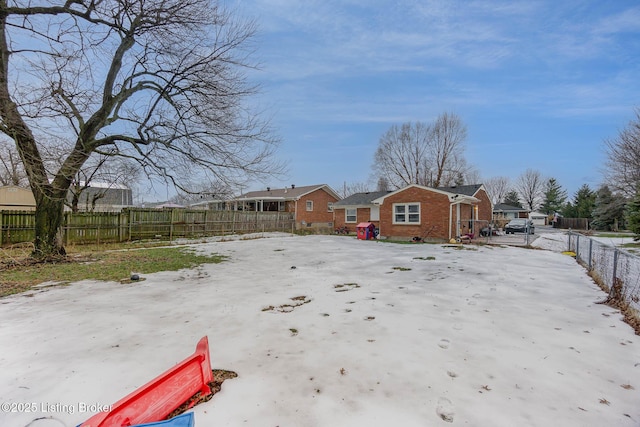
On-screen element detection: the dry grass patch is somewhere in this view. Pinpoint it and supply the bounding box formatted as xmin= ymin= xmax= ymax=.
xmin=0 ymin=246 xmax=227 ymax=298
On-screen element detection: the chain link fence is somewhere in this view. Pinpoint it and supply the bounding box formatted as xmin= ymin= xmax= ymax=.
xmin=567 ymin=231 xmax=640 ymax=333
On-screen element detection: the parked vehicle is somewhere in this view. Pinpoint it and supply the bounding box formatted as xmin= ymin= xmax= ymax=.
xmin=505 ymin=219 xmax=535 ymax=234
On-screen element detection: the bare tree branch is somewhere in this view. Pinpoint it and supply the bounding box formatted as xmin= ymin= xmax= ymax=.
xmin=373 ymin=112 xmax=470 ymax=189
xmin=0 ymin=137 xmax=27 ymax=185
xmin=484 ymin=176 xmax=510 ymax=205
xmin=0 ymin=0 xmax=283 ymax=257
xmin=516 ymin=169 xmax=544 ymax=212
xmin=603 ymin=109 xmax=640 ymax=198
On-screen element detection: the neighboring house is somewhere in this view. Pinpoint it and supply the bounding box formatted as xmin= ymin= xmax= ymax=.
xmin=232 ymin=184 xmax=340 ymax=229
xmin=68 ymin=182 xmax=134 ymax=212
xmin=333 ymin=191 xmax=391 ymax=231
xmin=0 ymin=185 xmax=36 ymax=211
xmin=529 ymin=212 xmax=548 ymax=226
xmin=372 ymin=184 xmax=493 ymax=241
xmin=493 ymin=203 xmax=529 ymax=221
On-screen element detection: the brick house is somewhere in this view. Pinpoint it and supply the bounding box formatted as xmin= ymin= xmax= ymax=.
xmin=372 ymin=184 xmax=492 ymax=241
xmin=333 ymin=190 xmax=391 ymax=232
xmin=234 ymin=184 xmax=340 ymax=229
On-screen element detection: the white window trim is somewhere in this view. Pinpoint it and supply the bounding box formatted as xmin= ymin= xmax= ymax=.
xmin=306 ymin=200 xmax=313 ymax=211
xmin=393 ymin=202 xmax=420 ymax=224
xmin=345 ymin=208 xmax=357 ymax=223
xmin=327 ymin=202 xmax=334 ymax=212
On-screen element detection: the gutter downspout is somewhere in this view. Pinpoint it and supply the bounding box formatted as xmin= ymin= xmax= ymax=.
xmin=448 ymin=203 xmax=452 ymax=240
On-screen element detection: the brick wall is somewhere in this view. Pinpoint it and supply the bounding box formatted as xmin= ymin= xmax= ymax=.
xmin=296 ymin=188 xmax=339 ymax=228
xmin=379 ymin=187 xmax=452 ymax=240
xmin=333 ymin=207 xmax=378 ymax=231
xmin=474 ymin=188 xmax=493 ymax=222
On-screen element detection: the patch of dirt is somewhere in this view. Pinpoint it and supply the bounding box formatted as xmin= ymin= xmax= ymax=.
xmin=262 ymin=295 xmax=312 ymax=313
xmin=167 ymin=369 xmax=238 ymax=418
xmin=0 ymin=254 xmax=86 ymax=270
xmin=334 ymin=283 xmax=360 ymax=292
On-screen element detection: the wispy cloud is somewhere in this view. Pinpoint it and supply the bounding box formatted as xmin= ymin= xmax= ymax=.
xmin=233 ymin=0 xmax=639 ymax=193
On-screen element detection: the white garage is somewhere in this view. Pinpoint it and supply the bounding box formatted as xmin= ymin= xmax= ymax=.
xmin=529 ymin=212 xmax=548 ymax=226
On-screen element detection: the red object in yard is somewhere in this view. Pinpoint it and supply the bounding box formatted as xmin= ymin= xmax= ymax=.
xmin=356 ymin=222 xmax=376 ymax=240
xmin=79 ymin=336 xmax=213 ymax=427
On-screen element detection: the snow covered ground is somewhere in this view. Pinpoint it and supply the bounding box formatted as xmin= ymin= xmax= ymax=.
xmin=0 ymin=233 xmax=638 ymax=427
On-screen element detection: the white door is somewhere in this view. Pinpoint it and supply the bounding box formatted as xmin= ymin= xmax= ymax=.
xmin=370 ymin=206 xmax=380 ymax=221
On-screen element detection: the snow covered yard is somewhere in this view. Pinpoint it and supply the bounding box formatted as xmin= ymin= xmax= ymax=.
xmin=0 ymin=234 xmax=638 ymax=427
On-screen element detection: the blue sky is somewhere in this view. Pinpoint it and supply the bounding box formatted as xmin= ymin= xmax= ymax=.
xmin=232 ymin=0 xmax=640 ymax=198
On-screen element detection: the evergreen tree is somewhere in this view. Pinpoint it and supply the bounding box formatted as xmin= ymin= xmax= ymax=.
xmin=540 ymin=178 xmax=567 ymax=215
xmin=561 ymin=202 xmax=576 ymax=218
xmin=503 ymin=190 xmax=523 ymax=208
xmin=591 ymin=185 xmax=626 ymax=231
xmin=567 ymin=184 xmax=596 ymax=219
xmin=626 ymin=187 xmax=640 ymax=240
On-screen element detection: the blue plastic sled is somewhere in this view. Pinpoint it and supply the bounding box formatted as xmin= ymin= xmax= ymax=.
xmin=133 ymin=413 xmax=194 ymax=427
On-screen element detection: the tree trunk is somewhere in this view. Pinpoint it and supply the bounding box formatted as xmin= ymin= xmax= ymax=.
xmin=32 ymin=193 xmax=66 ymax=259
xmin=70 ymin=190 xmax=80 ymax=213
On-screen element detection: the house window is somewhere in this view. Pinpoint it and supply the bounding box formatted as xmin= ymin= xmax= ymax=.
xmin=393 ymin=203 xmax=420 ymax=224
xmin=327 ymin=202 xmax=334 ymax=212
xmin=346 ymin=208 xmax=357 ymax=223
xmin=278 ymin=201 xmax=285 ymax=211
xmin=306 ymin=200 xmax=313 ymax=211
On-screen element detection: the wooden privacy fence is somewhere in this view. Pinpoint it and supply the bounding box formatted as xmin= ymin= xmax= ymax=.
xmin=0 ymin=208 xmax=296 ymax=246
xmin=555 ymin=217 xmax=589 ymax=230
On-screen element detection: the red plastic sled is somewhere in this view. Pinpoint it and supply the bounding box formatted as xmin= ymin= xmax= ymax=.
xmin=79 ymin=336 xmax=213 ymax=427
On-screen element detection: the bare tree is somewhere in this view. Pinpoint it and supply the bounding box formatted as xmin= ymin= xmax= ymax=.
xmin=429 ymin=112 xmax=468 ymax=187
xmin=337 ymin=181 xmax=371 ymax=198
xmin=0 ymin=1 xmax=282 ymax=258
xmin=484 ymin=176 xmax=510 ymax=205
xmin=376 ymin=176 xmax=390 ymax=191
xmin=373 ymin=112 xmax=469 ymax=189
xmin=373 ymin=122 xmax=432 ymax=189
xmin=169 ymin=181 xmax=234 ymax=206
xmin=0 ymin=138 xmax=27 ymax=186
xmin=516 ymin=169 xmax=544 ymax=211
xmin=603 ymin=109 xmax=640 ymax=198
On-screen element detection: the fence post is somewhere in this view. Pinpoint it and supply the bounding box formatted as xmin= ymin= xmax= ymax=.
xmin=588 ymin=238 xmax=593 ymax=270
xmin=232 ymin=211 xmax=236 ymax=234
xmin=128 ymin=209 xmax=133 ymax=241
xmin=169 ymin=209 xmax=174 ymax=242
xmin=118 ymin=211 xmax=123 ymax=242
xmin=567 ymin=229 xmax=572 ymax=252
xmin=63 ymin=212 xmax=69 ymax=246
xmin=576 ymin=233 xmax=580 ymax=262
xmin=610 ymin=248 xmax=619 ymax=296
xmin=0 ymin=210 xmax=3 ymax=246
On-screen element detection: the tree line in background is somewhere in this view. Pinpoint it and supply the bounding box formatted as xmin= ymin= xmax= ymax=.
xmin=485 ymin=173 xmax=627 ymax=231
xmin=482 ymin=109 xmax=640 ymax=238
